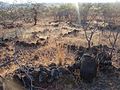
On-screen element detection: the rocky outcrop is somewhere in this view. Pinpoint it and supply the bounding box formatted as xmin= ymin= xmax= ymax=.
xmin=80 ymin=54 xmax=98 ymax=83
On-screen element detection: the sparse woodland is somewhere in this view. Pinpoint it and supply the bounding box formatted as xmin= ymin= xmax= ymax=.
xmin=0 ymin=2 xmax=120 ymax=90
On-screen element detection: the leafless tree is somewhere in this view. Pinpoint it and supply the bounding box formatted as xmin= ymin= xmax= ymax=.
xmin=81 ymin=4 xmax=99 ymax=49
xmin=108 ymin=30 xmax=119 ymax=57
xmin=102 ymin=3 xmax=120 ymax=57
xmin=32 ymin=7 xmax=38 ymax=26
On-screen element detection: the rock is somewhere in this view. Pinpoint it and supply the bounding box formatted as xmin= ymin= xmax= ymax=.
xmin=49 ymin=65 xmax=58 ymax=71
xmin=63 ymin=29 xmax=79 ymax=37
xmin=28 ymin=67 xmax=34 ymax=73
xmin=15 ymin=68 xmax=25 ymax=74
xmin=58 ymin=67 xmax=71 ymax=77
xmin=51 ymin=68 xmax=59 ymax=79
xmin=13 ymin=67 xmax=32 ymax=88
xmin=102 ymin=45 xmax=110 ymax=51
xmin=0 ymin=84 xmax=3 ymax=90
xmin=22 ymin=75 xmax=31 ymax=88
xmin=48 ymin=63 xmax=57 ymax=68
xmin=80 ymin=54 xmax=98 ymax=83
xmin=39 ymin=67 xmax=50 ymax=83
xmin=3 ymin=23 xmax=15 ymax=29
xmin=67 ymin=61 xmax=81 ymax=72
xmin=48 ymin=68 xmax=59 ymax=82
xmin=0 ymin=76 xmax=4 ymax=90
xmin=53 ymin=23 xmax=59 ymax=27
xmin=2 ymin=38 xmax=12 ymax=42
xmin=97 ymin=51 xmax=112 ymax=72
xmin=75 ymin=51 xmax=84 ymax=61
xmin=13 ymin=74 xmax=24 ymax=86
xmin=2 ymin=22 xmax=22 ymax=29
xmin=0 ymin=42 xmax=8 ymax=47
xmin=90 ymin=46 xmax=99 ymax=55
xmin=75 ymin=46 xmax=85 ymax=61
xmin=15 ymin=40 xmax=39 ymax=48
xmin=118 ymin=68 xmax=120 ymax=71
xmin=13 ymin=66 xmax=35 ymax=88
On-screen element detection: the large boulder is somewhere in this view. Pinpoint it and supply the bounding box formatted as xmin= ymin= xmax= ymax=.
xmin=80 ymin=54 xmax=98 ymax=83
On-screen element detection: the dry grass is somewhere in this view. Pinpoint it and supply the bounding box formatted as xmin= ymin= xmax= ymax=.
xmin=0 ymin=18 xmax=120 ymax=90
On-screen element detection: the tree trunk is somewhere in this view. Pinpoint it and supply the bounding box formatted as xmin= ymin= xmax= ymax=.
xmin=34 ymin=16 xmax=37 ymax=26
xmin=33 ymin=8 xmax=37 ymax=26
xmin=88 ymin=40 xmax=91 ymax=49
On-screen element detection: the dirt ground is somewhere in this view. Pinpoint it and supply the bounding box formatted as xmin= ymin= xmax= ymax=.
xmin=0 ymin=18 xmax=120 ymax=90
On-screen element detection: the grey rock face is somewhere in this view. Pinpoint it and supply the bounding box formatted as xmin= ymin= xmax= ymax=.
xmin=80 ymin=54 xmax=98 ymax=83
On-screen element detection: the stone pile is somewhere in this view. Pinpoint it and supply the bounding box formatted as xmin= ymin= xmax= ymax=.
xmin=13 ymin=64 xmax=71 ymax=89
xmin=12 ymin=44 xmax=115 ymax=89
